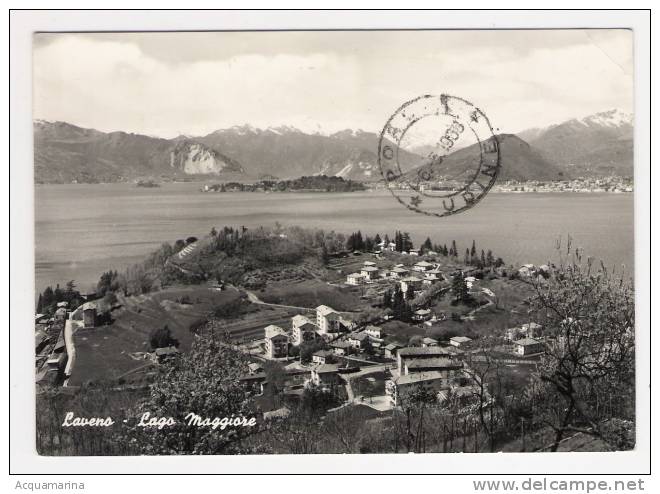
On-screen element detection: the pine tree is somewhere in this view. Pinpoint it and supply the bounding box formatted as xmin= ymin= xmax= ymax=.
xmin=402 ymin=232 xmax=413 ymax=252
xmin=36 ymin=293 xmax=43 ymax=313
xmin=486 ymin=250 xmax=495 ymax=267
xmin=464 ymin=248 xmax=471 ymax=266
xmin=422 ymin=237 xmax=433 ymax=253
xmin=470 ymin=240 xmax=477 ymax=258
xmin=374 ymin=233 xmax=382 ymax=245
xmin=452 ymin=271 xmax=469 ymax=303
xmin=451 ymin=240 xmax=458 ymax=258
xmin=405 ymin=284 xmax=416 ymax=301
xmin=480 ymin=250 xmax=486 ymax=267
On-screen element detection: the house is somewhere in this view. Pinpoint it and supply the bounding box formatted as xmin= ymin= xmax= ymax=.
xmin=421 ymin=337 xmax=438 ymax=347
xmin=35 ymin=313 xmax=48 ymax=324
xmin=364 ymin=325 xmax=383 ymax=339
xmin=56 ymin=301 xmax=69 ymax=308
xmin=346 ymin=272 xmax=367 ymax=285
xmin=514 ymin=337 xmax=545 ymax=356
xmin=384 ymin=343 xmax=402 ymax=359
xmin=450 ymin=336 xmax=472 ymax=348
xmin=413 ymin=261 xmax=434 ymax=272
xmin=360 ymin=266 xmax=379 ymax=280
xmin=389 ymin=267 xmax=409 ymax=278
xmin=413 ymin=308 xmax=432 ymax=322
xmin=316 ymin=305 xmax=343 ymax=333
xmin=54 ymin=307 xmax=68 ymax=322
xmin=397 ymin=346 xmax=455 ymax=373
xmin=291 ymin=315 xmax=319 ymax=345
xmin=403 ymin=357 xmax=463 ymax=376
xmin=248 ymin=362 xmax=263 ymax=374
xmin=82 ymin=302 xmax=98 ymax=329
xmin=386 ymin=371 xmax=450 ymax=406
xmin=505 ymin=322 xmax=542 ymax=341
xmin=347 ymin=332 xmax=370 ymax=349
xmin=408 ymin=249 xmax=420 ymax=256
xmin=329 ymin=340 xmax=352 ymax=356
xmin=312 ymin=349 xmax=335 ymax=364
xmin=311 ymin=364 xmax=339 ymax=388
xmin=399 ymin=276 xmax=424 ymax=293
xmin=264 ymin=325 xmax=289 ymax=358
xmin=518 ymin=264 xmax=536 ymax=277
xmin=363 ymin=261 xmax=377 ymax=267
xmin=387 ymin=242 xmax=396 ymax=252
xmin=154 ymin=346 xmax=179 ymax=362
xmin=423 ymin=274 xmax=443 ymax=286
xmin=35 ymin=330 xmax=49 ymax=354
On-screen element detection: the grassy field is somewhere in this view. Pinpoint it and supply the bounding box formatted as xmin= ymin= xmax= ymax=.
xmin=257 ymin=279 xmax=365 ymax=312
xmin=70 ymin=286 xmax=242 ymax=385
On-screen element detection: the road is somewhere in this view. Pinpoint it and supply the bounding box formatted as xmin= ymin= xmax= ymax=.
xmin=244 ymin=290 xmax=315 ymax=312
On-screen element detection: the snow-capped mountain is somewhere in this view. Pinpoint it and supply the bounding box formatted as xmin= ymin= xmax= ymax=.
xmin=518 ymin=109 xmax=633 ymax=177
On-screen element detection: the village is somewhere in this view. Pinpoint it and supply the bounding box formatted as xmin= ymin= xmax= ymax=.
xmin=34 ymin=228 xmax=554 ymax=428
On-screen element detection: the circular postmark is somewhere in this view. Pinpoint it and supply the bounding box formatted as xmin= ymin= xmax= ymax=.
xmin=377 ymin=94 xmax=500 ymax=217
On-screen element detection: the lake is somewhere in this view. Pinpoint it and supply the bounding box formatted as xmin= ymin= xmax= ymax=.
xmin=35 ymin=183 xmax=634 ymax=293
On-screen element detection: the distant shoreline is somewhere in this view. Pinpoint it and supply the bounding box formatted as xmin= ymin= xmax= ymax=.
xmin=34 ymin=182 xmax=634 ymax=194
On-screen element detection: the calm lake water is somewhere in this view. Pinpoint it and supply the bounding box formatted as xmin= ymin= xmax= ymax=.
xmin=35 ymin=183 xmax=634 ymax=292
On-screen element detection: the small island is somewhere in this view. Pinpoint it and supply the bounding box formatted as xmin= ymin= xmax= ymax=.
xmin=201 ymin=175 xmax=366 ymax=193
xmin=135 ymin=179 xmax=160 ymax=188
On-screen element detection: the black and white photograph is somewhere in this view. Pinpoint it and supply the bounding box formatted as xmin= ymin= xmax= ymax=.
xmin=8 ymin=8 xmax=652 ymax=482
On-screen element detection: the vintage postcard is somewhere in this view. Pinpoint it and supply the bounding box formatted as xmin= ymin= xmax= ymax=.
xmin=31 ymin=28 xmax=636 ymax=458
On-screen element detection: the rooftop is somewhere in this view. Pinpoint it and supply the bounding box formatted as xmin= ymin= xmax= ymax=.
xmin=450 ymin=336 xmax=472 ymax=343
xmin=398 ymin=346 xmax=453 ymax=357
xmin=393 ymin=371 xmax=449 ymax=386
xmin=314 ymin=363 xmax=339 ymax=374
xmin=265 ymin=325 xmax=288 ymax=339
xmin=405 ymin=357 xmax=462 ymax=370
xmin=361 ymin=266 xmax=379 ymax=272
xmin=316 ymin=305 xmax=338 ymax=316
xmin=514 ymin=337 xmax=543 ymax=346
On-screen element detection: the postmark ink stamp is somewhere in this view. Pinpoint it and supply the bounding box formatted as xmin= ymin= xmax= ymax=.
xmin=377 ymin=94 xmax=501 ymax=217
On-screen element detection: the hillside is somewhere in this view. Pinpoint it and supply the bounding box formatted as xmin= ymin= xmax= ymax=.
xmin=404 ymin=134 xmax=566 ymax=183
xmin=519 ymin=109 xmax=633 ymax=177
xmin=196 ymin=126 xmax=421 ymax=181
xmin=34 ymin=121 xmax=243 ymax=184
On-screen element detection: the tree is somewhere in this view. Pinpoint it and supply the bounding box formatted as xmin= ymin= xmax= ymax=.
xmin=464 ymin=248 xmax=471 ymax=266
xmin=422 ymin=237 xmax=433 ymax=253
xmin=470 ymin=240 xmax=477 ymax=258
xmin=382 ymin=289 xmax=392 ymax=308
xmin=122 ymin=329 xmax=260 ymax=454
xmin=405 ymin=284 xmax=416 ymax=301
xmin=486 ymin=250 xmax=495 ymax=267
xmin=526 ymin=251 xmax=634 ymax=451
xmin=480 ymin=250 xmax=486 ymax=268
xmin=149 ymin=325 xmax=179 ymax=350
xmin=451 ymin=272 xmax=470 ymax=303
xmin=451 ymin=240 xmax=458 ymax=258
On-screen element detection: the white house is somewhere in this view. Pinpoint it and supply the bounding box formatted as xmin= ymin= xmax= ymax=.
xmin=413 ymin=308 xmax=432 ymax=321
xmin=514 ymin=337 xmax=545 ymax=356
xmin=399 ymin=276 xmax=424 ymax=293
xmin=347 ymin=332 xmax=370 ymax=349
xmin=363 ymin=261 xmax=377 ymax=267
xmin=291 ymin=315 xmax=319 ymax=345
xmin=413 ymin=261 xmax=434 ymax=272
xmin=364 ymin=325 xmax=383 ymax=339
xmin=449 ymin=336 xmax=472 ymax=348
xmin=316 ymin=305 xmax=342 ymax=334
xmin=346 ymin=272 xmax=367 ymax=285
xmin=265 ymin=325 xmax=289 ymax=358
xmin=360 ymin=265 xmax=379 ymax=280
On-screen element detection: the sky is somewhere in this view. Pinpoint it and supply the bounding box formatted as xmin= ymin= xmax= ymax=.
xmin=32 ymin=30 xmax=633 ymax=138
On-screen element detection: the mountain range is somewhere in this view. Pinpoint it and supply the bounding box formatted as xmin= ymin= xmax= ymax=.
xmin=33 ymin=109 xmax=633 ymax=184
